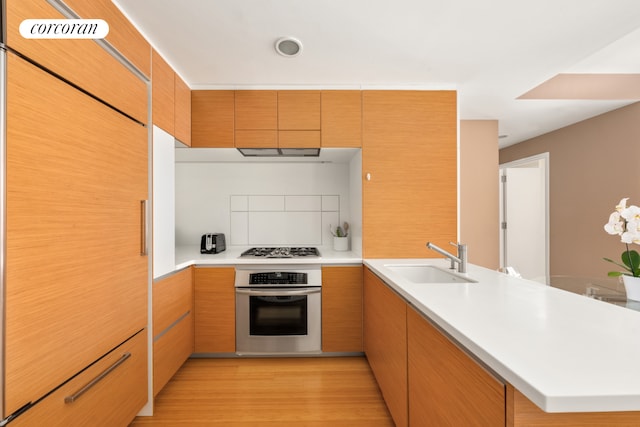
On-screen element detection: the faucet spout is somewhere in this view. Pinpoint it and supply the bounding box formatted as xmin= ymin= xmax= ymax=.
xmin=426 ymin=242 xmax=468 ymax=273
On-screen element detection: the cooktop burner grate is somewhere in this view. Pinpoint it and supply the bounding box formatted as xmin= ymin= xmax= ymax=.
xmin=239 ymin=247 xmax=321 ymax=258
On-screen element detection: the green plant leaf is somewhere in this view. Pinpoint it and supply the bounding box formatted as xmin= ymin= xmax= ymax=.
xmin=604 ymin=257 xmax=631 ymax=272
xmin=621 ymin=250 xmax=640 ymax=275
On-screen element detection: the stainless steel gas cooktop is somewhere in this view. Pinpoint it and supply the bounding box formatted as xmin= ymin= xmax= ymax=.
xmin=239 ymin=247 xmax=321 ymax=258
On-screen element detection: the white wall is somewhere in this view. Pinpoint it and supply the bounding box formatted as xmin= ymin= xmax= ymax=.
xmin=175 ymin=156 xmax=359 ymax=252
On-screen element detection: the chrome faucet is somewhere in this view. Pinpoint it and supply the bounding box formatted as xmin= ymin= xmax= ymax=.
xmin=426 ymin=241 xmax=468 ymax=273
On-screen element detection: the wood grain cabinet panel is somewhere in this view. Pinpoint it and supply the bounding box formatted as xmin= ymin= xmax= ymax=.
xmin=5 ymin=53 xmax=148 ymax=416
xmin=5 ymin=0 xmax=148 ymax=123
xmin=278 ymin=90 xmax=321 ymax=130
xmin=322 ymin=266 xmax=363 ymax=352
xmin=153 ymin=268 xmax=194 ymax=396
xmin=362 ymin=90 xmax=457 ymax=258
xmin=408 ymin=308 xmax=505 ymax=426
xmin=174 ymin=73 xmax=192 ymax=146
xmin=59 ymin=0 xmax=151 ymax=77
xmin=10 ymin=331 xmax=147 ymax=427
xmin=235 ymin=90 xmax=278 ymax=130
xmin=152 ymin=49 xmax=175 ymax=135
xmin=363 ymin=268 xmax=408 ymax=427
xmin=191 ymin=90 xmax=235 ymax=147
xmin=321 ymin=90 xmax=362 ymax=147
xmin=153 ymin=267 xmax=194 ymax=335
xmin=235 ymin=130 xmax=278 ymax=148
xmin=154 ymin=313 xmax=194 ymax=396
xmin=194 ymin=267 xmax=236 ymax=353
xmin=507 ymin=384 xmax=640 ymax=426
xmin=278 ymin=130 xmax=321 ymax=148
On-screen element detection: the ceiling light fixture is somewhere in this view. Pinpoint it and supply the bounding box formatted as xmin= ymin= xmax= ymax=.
xmin=275 ymin=37 xmax=302 ymax=57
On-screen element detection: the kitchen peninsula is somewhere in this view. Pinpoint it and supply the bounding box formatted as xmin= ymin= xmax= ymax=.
xmin=175 ymin=245 xmax=640 ymax=425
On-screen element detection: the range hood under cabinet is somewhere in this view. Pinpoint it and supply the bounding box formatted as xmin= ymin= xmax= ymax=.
xmin=237 ymin=147 xmax=320 ymax=157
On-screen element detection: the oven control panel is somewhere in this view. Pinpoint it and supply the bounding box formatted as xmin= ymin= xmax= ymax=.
xmin=249 ymin=272 xmax=308 ymax=285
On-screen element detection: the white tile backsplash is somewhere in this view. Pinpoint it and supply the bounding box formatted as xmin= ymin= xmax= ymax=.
xmin=238 ymin=195 xmax=336 ymax=246
xmin=285 ymin=195 xmax=321 ymax=211
xmin=230 ymin=195 xmax=248 ymax=211
xmin=248 ymin=195 xmax=285 ymax=211
xmin=249 ymin=211 xmax=321 ymax=245
xmin=230 ymin=211 xmax=249 ymax=245
xmin=174 ymin=159 xmax=361 ymax=250
xmin=322 ymin=211 xmax=340 ymax=246
xmin=322 ymin=195 xmax=340 ymax=211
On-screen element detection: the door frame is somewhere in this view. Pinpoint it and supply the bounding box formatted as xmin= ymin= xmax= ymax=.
xmin=499 ymin=152 xmax=550 ymax=284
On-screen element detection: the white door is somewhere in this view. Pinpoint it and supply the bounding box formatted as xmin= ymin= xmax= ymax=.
xmin=500 ymin=155 xmax=549 ymax=284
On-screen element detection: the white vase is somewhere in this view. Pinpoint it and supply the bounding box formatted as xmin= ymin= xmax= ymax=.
xmin=623 ymin=275 xmax=640 ymax=302
xmin=333 ymin=236 xmax=349 ymax=251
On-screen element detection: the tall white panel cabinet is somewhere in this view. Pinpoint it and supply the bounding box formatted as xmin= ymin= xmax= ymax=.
xmin=153 ymin=125 xmax=176 ymax=278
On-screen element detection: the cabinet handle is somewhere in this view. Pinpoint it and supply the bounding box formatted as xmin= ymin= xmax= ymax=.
xmin=365 ymin=172 xmax=371 ymax=181
xmin=140 ymin=200 xmax=148 ymax=256
xmin=64 ymin=352 xmax=131 ymax=404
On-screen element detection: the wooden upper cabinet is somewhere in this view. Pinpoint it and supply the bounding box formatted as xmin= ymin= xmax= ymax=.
xmin=278 ymin=131 xmax=321 ymax=148
xmin=60 ymin=0 xmax=151 ymax=77
xmin=321 ymin=91 xmax=362 ymax=147
xmin=235 ymin=91 xmax=278 ymax=130
xmin=362 ymin=90 xmax=457 ymax=258
xmin=174 ymin=74 xmax=192 ymax=146
xmin=278 ymin=91 xmax=321 ymax=130
xmin=152 ymin=49 xmax=175 ymax=135
xmin=235 ymin=130 xmax=278 ymax=148
xmin=5 ymin=0 xmax=148 ymax=124
xmin=191 ymin=90 xmax=235 ymax=148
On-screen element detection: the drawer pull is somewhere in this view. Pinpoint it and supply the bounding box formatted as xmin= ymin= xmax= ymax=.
xmin=64 ymin=352 xmax=131 ymax=404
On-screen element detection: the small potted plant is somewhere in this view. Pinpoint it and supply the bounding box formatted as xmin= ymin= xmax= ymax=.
xmin=603 ymin=198 xmax=640 ymax=300
xmin=330 ymin=222 xmax=349 ymax=251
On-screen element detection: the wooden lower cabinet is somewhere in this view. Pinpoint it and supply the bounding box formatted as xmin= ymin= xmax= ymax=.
xmin=408 ymin=308 xmax=505 ymax=426
xmin=366 ymin=268 xmax=640 ymax=426
xmin=363 ymin=268 xmax=408 ymax=427
xmin=153 ymin=268 xmax=194 ymax=396
xmin=11 ymin=330 xmax=147 ymax=427
xmin=508 ymin=385 xmax=640 ymax=426
xmin=194 ymin=267 xmax=236 ymax=353
xmin=322 ymin=265 xmax=363 ymax=352
xmin=154 ymin=312 xmax=194 ymax=396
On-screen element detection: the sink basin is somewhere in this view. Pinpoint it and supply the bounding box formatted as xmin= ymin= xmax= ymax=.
xmin=385 ymin=265 xmax=476 ymax=284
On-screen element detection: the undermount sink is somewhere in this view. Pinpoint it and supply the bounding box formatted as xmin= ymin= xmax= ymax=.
xmin=385 ymin=264 xmax=476 ymax=284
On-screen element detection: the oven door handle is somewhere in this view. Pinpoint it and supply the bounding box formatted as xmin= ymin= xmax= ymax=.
xmin=235 ymin=288 xmax=321 ymax=296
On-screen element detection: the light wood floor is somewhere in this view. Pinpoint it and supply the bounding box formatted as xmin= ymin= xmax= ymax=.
xmin=129 ymin=357 xmax=394 ymax=427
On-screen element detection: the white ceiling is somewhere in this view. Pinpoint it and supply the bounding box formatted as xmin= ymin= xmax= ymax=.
xmin=114 ymin=0 xmax=640 ymax=148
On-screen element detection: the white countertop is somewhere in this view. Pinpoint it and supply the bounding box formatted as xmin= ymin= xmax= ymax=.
xmin=174 ymin=245 xmax=362 ymax=270
xmin=365 ymin=258 xmax=640 ymax=413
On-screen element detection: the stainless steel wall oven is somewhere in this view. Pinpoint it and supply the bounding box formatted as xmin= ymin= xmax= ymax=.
xmin=235 ymin=264 xmax=322 ymax=355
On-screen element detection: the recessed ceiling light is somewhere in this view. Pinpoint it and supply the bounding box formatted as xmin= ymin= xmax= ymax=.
xmin=275 ymin=37 xmax=302 ymax=57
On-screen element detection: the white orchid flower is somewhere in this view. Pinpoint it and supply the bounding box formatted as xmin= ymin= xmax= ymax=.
xmin=616 ymin=198 xmax=629 ymax=211
xmin=621 ymin=205 xmax=640 ymax=222
xmin=604 ymin=211 xmax=624 ymax=235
